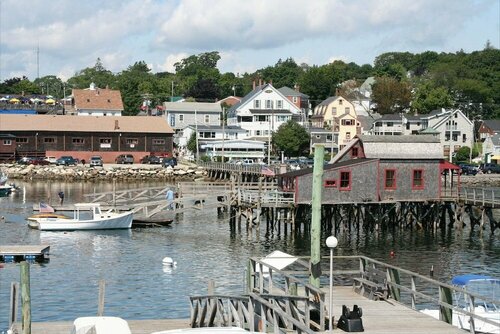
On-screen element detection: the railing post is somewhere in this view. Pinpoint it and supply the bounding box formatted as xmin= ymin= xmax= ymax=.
xmin=20 ymin=261 xmax=31 ymax=334
xmin=411 ymin=275 xmax=416 ymax=309
xmin=439 ymin=286 xmax=453 ymax=325
xmin=387 ymin=267 xmax=401 ymax=302
xmin=9 ymin=282 xmax=19 ymax=331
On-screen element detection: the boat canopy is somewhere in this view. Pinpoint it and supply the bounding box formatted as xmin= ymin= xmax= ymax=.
xmin=451 ymin=274 xmax=492 ymax=286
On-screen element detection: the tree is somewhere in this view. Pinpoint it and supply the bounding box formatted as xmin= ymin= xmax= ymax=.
xmin=371 ymin=76 xmax=412 ymax=114
xmin=455 ymin=146 xmax=479 ymax=162
xmin=412 ymin=82 xmax=453 ymax=113
xmin=187 ymin=132 xmax=198 ymax=156
xmin=272 ymin=120 xmax=310 ymax=157
xmin=185 ymin=78 xmax=219 ymax=101
xmin=67 ymin=58 xmax=115 ymax=90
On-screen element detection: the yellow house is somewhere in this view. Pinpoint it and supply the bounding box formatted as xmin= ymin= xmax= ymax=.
xmin=311 ymin=96 xmax=359 ymax=150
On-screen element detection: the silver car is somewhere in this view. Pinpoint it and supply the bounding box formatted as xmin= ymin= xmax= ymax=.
xmin=90 ymin=156 xmax=103 ymax=167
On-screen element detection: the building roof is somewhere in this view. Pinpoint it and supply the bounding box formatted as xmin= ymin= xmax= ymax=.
xmin=317 ymin=96 xmax=341 ymax=107
xmin=202 ymin=139 xmax=265 ymax=149
xmin=184 ymin=124 xmax=246 ymax=132
xmin=227 ymin=84 xmax=266 ymax=114
xmin=277 ymin=86 xmax=309 ymax=98
xmin=378 ymin=113 xmax=403 ymax=121
xmin=489 ymin=133 xmax=500 ymax=146
xmin=279 ymin=158 xmax=378 ymax=178
xmin=419 ymin=126 xmax=440 ymax=134
xmin=72 ymin=87 xmax=124 ymax=111
xmin=359 ymin=134 xmax=442 ymax=159
xmin=0 ymin=114 xmax=174 ymax=134
xmin=308 ymin=127 xmax=334 ymax=134
xmin=163 ymin=102 xmax=222 ymax=113
xmin=482 ymin=120 xmax=500 ymax=132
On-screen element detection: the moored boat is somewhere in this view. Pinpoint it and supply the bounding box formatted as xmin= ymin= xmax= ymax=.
xmin=421 ymin=274 xmax=500 ymax=333
xmin=28 ymin=203 xmax=133 ymax=231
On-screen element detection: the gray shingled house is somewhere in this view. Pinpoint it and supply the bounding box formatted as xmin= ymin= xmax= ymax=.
xmin=278 ymin=135 xmax=459 ymax=204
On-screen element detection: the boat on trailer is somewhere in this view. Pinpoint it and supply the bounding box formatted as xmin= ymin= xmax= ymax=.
xmin=28 ymin=203 xmax=133 ymax=231
xmin=421 ymin=274 xmax=500 ymax=333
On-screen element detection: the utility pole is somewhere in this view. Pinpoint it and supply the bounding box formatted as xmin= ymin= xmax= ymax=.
xmin=310 ymin=145 xmax=324 ymax=288
xmin=222 ymin=107 xmax=225 ymax=162
xmin=171 ymin=81 xmax=175 ymax=102
xmin=195 ymin=109 xmax=199 ymax=161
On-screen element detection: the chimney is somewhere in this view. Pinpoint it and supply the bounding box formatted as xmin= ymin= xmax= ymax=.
xmin=259 ymin=78 xmax=262 ymax=87
xmin=253 ymin=80 xmax=256 ymax=90
xmin=114 ymin=120 xmax=119 ymax=130
xmin=270 ymin=79 xmax=273 ymax=85
xmin=294 ymin=84 xmax=300 ymax=92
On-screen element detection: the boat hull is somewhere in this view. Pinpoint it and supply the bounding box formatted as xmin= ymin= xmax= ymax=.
xmin=30 ymin=211 xmax=133 ymax=231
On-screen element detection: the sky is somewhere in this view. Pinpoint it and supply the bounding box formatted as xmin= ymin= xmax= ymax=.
xmin=0 ymin=0 xmax=498 ymax=81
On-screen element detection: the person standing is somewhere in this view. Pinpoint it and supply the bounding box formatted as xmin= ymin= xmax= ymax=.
xmin=166 ymin=189 xmax=174 ymax=210
xmin=58 ymin=191 xmax=64 ymax=205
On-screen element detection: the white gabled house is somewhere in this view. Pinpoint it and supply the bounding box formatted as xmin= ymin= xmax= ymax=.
xmin=179 ymin=124 xmax=246 ymax=148
xmin=201 ymin=139 xmax=266 ymax=162
xmin=227 ymin=83 xmax=303 ymax=141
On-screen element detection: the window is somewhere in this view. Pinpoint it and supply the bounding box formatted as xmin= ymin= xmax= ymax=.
xmin=205 ymin=115 xmax=210 ymax=123
xmin=254 ymin=100 xmax=260 ymax=108
xmin=240 ymin=116 xmax=253 ymax=122
xmin=153 ymin=139 xmax=165 ymax=145
xmin=126 ymin=138 xmax=138 ymax=145
xmin=100 ymin=138 xmax=111 ymax=144
xmin=256 ymin=115 xmax=267 ymax=122
xmin=332 ymin=107 xmax=337 ymax=116
xmin=16 ymin=137 xmax=28 ymax=143
xmin=277 ymin=100 xmax=283 ymax=109
xmin=345 ymin=107 xmax=350 ymax=113
xmin=385 ymin=169 xmax=397 ymax=190
xmin=86 ymin=99 xmax=90 ymax=102
xmin=351 ymin=147 xmax=359 ymax=157
xmin=107 ymin=99 xmax=111 ymax=103
xmin=72 ymin=137 xmax=84 ymax=145
xmin=44 ymin=137 xmax=55 ymax=143
xmin=339 ymin=171 xmax=351 ymax=190
xmin=292 ymin=96 xmax=298 ymax=103
xmin=342 ymin=119 xmax=354 ymax=126
xmin=266 ymin=100 xmax=273 ymax=109
xmin=179 ymin=114 xmax=184 ymax=122
xmin=412 ymin=169 xmax=424 ymax=190
xmin=463 ymin=134 xmax=467 ymax=143
xmin=324 ymin=180 xmax=337 ymax=188
xmin=277 ymin=115 xmax=289 ymax=122
xmin=346 ymin=132 xmax=351 ymax=140
xmin=255 ymin=130 xmax=261 ymax=136
xmin=3 ymin=139 xmax=12 ymax=145
xmin=387 ymin=122 xmax=393 ymax=127
xmin=339 ymin=99 xmax=343 ymax=105
xmin=452 ymin=133 xmax=458 ymax=141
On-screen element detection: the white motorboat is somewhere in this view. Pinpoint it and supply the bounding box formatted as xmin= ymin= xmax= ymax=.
xmin=421 ymin=274 xmax=500 ymax=334
xmin=28 ymin=203 xmax=133 ymax=231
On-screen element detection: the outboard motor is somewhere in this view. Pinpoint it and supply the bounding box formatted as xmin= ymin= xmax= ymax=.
xmin=337 ymin=304 xmax=364 ymax=332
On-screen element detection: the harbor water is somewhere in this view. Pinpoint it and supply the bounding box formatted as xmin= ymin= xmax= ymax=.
xmin=1 ymin=180 xmax=499 ymax=330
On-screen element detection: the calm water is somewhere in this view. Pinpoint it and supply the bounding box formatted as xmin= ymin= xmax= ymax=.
xmin=0 ymin=180 xmax=499 ymax=330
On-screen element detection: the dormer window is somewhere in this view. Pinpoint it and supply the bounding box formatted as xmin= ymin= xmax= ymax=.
xmin=339 ymin=99 xmax=343 ymax=105
xmin=107 ymin=99 xmax=111 ymax=103
xmin=86 ymin=99 xmax=90 ymax=102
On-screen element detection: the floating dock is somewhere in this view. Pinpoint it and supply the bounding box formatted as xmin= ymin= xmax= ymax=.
xmin=0 ymin=245 xmax=50 ymax=263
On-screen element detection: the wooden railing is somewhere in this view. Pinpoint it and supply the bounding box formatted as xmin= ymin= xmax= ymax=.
xmin=248 ymin=256 xmax=326 ymax=331
xmin=239 ymin=190 xmax=295 ymax=206
xmin=460 ymin=186 xmax=500 ymax=207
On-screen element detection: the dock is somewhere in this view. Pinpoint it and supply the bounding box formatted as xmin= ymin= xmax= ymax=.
xmin=0 ymin=245 xmax=50 ymax=262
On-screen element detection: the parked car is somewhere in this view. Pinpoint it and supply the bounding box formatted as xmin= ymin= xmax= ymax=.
xmin=44 ymin=156 xmax=57 ymax=164
xmin=90 ymin=156 xmax=103 ymax=167
xmin=115 ymin=154 xmax=134 ymax=164
xmin=480 ymin=163 xmax=500 ymax=174
xmin=56 ymin=156 xmax=78 ymax=166
xmin=17 ymin=157 xmax=34 ymax=165
xmin=140 ymin=155 xmax=161 ymax=164
xmin=30 ymin=157 xmax=50 ymax=166
xmin=459 ymin=164 xmax=479 ymax=175
xmin=162 ymin=157 xmax=177 ymax=167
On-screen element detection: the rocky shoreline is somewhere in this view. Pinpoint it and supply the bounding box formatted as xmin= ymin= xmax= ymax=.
xmin=0 ymin=163 xmax=209 ymax=182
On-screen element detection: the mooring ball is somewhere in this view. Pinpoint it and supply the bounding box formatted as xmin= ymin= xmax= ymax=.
xmin=162 ymin=257 xmax=177 ymax=266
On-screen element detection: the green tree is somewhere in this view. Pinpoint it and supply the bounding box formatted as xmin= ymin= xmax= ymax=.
xmin=187 ymin=132 xmax=198 ymax=155
xmin=412 ymin=82 xmax=453 ymax=113
xmin=12 ymin=79 xmax=41 ymax=95
xmin=67 ymin=58 xmax=115 ymax=90
xmin=455 ymin=146 xmax=479 ymax=162
xmin=272 ymin=120 xmax=310 ymax=157
xmin=33 ymin=75 xmax=65 ymax=98
xmin=116 ymin=61 xmax=156 ymax=115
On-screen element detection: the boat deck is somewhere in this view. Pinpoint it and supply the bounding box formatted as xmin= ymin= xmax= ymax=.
xmin=0 ymin=245 xmax=50 ymax=262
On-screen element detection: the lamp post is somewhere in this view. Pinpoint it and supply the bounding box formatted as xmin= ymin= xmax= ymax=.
xmin=326 ymin=235 xmax=338 ymax=333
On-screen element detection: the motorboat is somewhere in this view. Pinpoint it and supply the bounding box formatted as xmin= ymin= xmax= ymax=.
xmin=421 ymin=274 xmax=500 ymax=333
xmin=70 ymin=316 xmax=131 ymax=334
xmin=0 ymin=185 xmax=12 ymax=197
xmin=28 ymin=203 xmax=133 ymax=231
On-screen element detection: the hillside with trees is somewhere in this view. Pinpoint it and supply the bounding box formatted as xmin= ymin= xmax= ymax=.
xmin=1 ymin=45 xmax=498 ymax=119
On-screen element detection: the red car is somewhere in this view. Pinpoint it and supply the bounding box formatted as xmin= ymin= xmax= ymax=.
xmin=30 ymin=157 xmax=50 ymax=165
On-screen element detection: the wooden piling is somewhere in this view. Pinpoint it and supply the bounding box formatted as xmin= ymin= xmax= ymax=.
xmin=310 ymin=145 xmax=324 ymax=288
xmin=20 ymin=261 xmax=31 ymax=334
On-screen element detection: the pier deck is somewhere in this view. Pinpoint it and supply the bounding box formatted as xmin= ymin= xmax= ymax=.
xmin=0 ymin=245 xmax=50 ymax=262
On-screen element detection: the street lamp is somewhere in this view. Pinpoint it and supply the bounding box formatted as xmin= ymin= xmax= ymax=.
xmin=326 ymin=235 xmax=338 ymax=333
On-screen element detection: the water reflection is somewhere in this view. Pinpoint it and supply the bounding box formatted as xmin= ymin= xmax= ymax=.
xmin=0 ymin=180 xmax=499 ymax=330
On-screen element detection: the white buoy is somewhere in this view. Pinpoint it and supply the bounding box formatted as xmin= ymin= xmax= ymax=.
xmin=162 ymin=257 xmax=177 ymax=267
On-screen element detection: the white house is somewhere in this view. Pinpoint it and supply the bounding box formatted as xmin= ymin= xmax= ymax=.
xmin=201 ymin=139 xmax=266 ymax=162
xmin=179 ymin=124 xmax=246 ymax=148
xmin=72 ymin=83 xmax=124 ymax=116
xmin=227 ymin=83 xmax=302 ymax=141
xmin=163 ymin=102 xmax=222 ymax=133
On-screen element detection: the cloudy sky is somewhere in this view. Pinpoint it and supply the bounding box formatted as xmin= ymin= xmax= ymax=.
xmin=0 ymin=0 xmax=498 ymax=81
